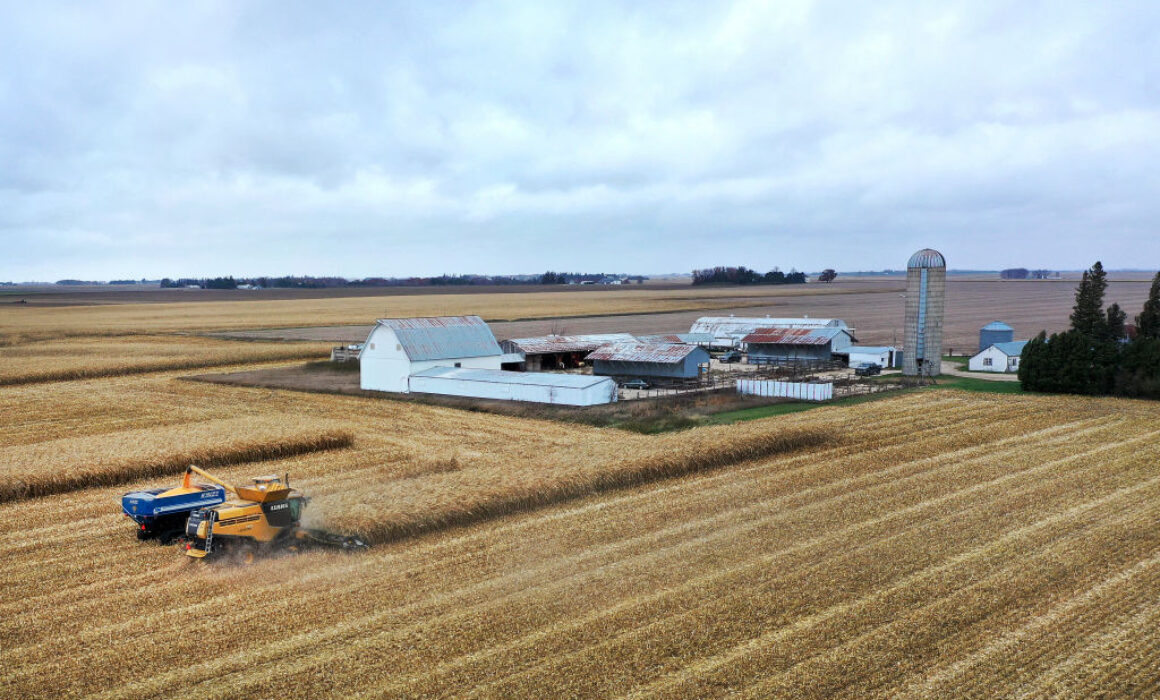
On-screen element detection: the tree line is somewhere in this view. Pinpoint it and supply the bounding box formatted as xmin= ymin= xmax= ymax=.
xmin=1019 ymin=262 xmax=1160 ymax=399
xmin=692 ymin=266 xmax=807 ymax=286
xmin=158 ymin=273 xmax=639 ymax=289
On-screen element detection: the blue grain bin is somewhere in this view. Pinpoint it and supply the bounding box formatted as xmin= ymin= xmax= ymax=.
xmin=979 ymin=321 xmax=1014 ymax=352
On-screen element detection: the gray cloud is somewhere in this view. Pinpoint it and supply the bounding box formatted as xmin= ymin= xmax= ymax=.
xmin=3 ymin=0 xmax=1159 ymax=280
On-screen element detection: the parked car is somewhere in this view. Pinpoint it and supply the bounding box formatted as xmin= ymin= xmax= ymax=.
xmin=719 ymin=351 xmax=743 ymax=363
xmin=621 ymin=378 xmax=651 ymax=390
xmin=854 ymin=363 xmax=882 ymax=376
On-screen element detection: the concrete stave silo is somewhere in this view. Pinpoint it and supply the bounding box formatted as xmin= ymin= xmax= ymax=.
xmin=903 ymin=248 xmax=946 ymax=376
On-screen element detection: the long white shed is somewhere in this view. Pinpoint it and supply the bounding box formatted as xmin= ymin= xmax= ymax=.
xmin=409 ymin=367 xmax=617 ymax=406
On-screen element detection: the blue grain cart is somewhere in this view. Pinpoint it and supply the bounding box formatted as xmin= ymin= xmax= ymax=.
xmin=122 ymin=479 xmax=227 ymax=544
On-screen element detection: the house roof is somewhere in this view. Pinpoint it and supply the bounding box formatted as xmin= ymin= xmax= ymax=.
xmin=990 ymin=340 xmax=1028 ymax=356
xmin=373 ymin=316 xmax=501 ymax=361
xmin=585 ymin=343 xmax=705 ymax=363
xmin=502 ymin=333 xmax=637 ymax=354
xmin=411 ymin=366 xmax=614 ymax=389
xmin=742 ymin=327 xmax=846 ymax=346
xmin=981 ymin=321 xmax=1014 ymax=331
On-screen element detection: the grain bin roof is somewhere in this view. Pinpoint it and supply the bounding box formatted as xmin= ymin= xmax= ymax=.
xmin=503 ymin=333 xmax=636 ymax=354
xmin=981 ymin=321 xmax=1014 ymax=331
xmin=585 ymin=343 xmax=702 ymax=363
xmin=907 ymin=248 xmax=946 ymax=268
xmin=412 ymin=366 xmax=613 ymax=389
xmin=742 ymin=327 xmax=845 ymax=345
xmin=375 ymin=315 xmax=501 ymax=361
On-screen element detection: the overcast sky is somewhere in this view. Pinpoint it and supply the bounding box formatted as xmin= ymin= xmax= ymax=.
xmin=2 ymin=1 xmax=1158 ymax=280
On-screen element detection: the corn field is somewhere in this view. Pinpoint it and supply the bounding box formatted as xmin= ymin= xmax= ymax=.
xmin=3 ymin=359 xmax=1160 ymax=697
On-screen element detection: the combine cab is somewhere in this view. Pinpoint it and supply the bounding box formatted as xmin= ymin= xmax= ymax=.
xmin=181 ymin=467 xmax=367 ymax=562
xmin=122 ymin=479 xmax=227 ymax=544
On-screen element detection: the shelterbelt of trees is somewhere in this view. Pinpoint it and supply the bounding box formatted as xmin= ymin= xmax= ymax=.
xmin=1019 ymin=263 xmax=1160 ymax=399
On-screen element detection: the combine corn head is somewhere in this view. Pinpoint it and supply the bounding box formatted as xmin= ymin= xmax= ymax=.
xmin=122 ymin=465 xmax=367 ymax=561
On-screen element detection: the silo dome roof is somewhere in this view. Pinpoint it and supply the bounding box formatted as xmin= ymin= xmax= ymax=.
xmin=907 ymin=248 xmax=946 ymax=268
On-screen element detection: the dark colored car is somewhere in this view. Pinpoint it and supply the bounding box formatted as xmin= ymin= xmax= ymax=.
xmin=854 ymin=363 xmax=882 ymax=376
xmin=719 ymin=351 xmax=743 ymax=363
xmin=621 ymin=378 xmax=651 ymax=390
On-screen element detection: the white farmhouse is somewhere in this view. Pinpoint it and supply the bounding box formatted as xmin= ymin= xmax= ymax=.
xmin=968 ymin=341 xmax=1028 ymax=373
xmin=360 ymin=316 xmax=503 ymax=392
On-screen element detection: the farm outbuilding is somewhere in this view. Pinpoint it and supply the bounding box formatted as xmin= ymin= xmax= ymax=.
xmin=408 ymin=367 xmax=617 ymax=406
xmin=845 ymin=346 xmax=899 ymax=369
xmin=499 ymin=334 xmax=636 ymax=371
xmin=586 ymin=343 xmax=711 ymax=379
xmin=690 ymin=317 xmax=850 ymax=349
xmin=979 ymin=321 xmax=1015 ymax=352
xmin=969 ymin=340 xmax=1028 ymax=373
xmin=360 ymin=316 xmax=503 ymax=393
xmin=743 ymin=327 xmax=854 ymax=364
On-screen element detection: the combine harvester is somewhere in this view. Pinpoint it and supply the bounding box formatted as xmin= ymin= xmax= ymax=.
xmin=122 ymin=465 xmax=367 ymax=562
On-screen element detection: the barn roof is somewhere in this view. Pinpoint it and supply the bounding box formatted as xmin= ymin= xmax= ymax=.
xmin=374 ymin=316 xmax=501 ymax=361
xmin=412 ymin=366 xmax=613 ymax=389
xmin=502 ymin=334 xmax=636 ymax=354
xmin=585 ymin=343 xmax=704 ymax=363
xmin=742 ymin=327 xmax=846 ymax=346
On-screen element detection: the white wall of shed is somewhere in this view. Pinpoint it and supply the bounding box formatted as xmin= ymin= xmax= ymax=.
xmin=408 ymin=375 xmax=615 ymax=405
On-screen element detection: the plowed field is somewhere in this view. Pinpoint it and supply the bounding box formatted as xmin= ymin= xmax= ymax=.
xmin=3 ymin=370 xmax=1159 ymax=698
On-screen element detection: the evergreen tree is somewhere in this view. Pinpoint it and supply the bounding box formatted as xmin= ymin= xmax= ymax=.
xmin=1137 ymin=271 xmax=1160 ymax=340
xmin=1104 ymin=303 xmax=1126 ymax=341
xmin=1070 ymin=261 xmax=1108 ymax=337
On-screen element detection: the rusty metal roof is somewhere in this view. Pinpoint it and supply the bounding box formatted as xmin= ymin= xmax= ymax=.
xmin=375 ymin=316 xmax=502 ymax=361
xmin=637 ymin=333 xmax=714 ymax=345
xmin=585 ymin=343 xmax=706 ymax=363
xmin=503 ymin=334 xmax=636 ymax=354
xmin=742 ymin=327 xmax=845 ymax=345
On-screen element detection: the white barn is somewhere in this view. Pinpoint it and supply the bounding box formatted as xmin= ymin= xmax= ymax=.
xmin=969 ymin=341 xmax=1028 ymax=373
xmin=360 ymin=316 xmax=503 ymax=393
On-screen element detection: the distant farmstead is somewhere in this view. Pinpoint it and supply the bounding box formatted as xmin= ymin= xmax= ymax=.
xmin=586 ymin=343 xmax=711 ymax=379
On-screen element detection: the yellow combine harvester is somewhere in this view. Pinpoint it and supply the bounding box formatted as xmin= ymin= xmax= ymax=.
xmin=180 ymin=465 xmax=367 ymax=562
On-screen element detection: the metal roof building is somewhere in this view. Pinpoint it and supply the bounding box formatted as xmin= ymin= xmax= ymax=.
xmin=586 ymin=343 xmax=711 ymax=379
xmin=636 ymin=333 xmax=714 ymax=346
xmin=409 ymin=367 xmax=617 ymax=406
xmin=690 ymin=316 xmax=850 ymax=348
xmin=969 ymin=340 xmax=1028 ymax=373
xmin=360 ymin=316 xmax=504 ymax=393
xmin=743 ymin=327 xmax=854 ymax=364
xmin=499 ymin=334 xmax=636 ymax=371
